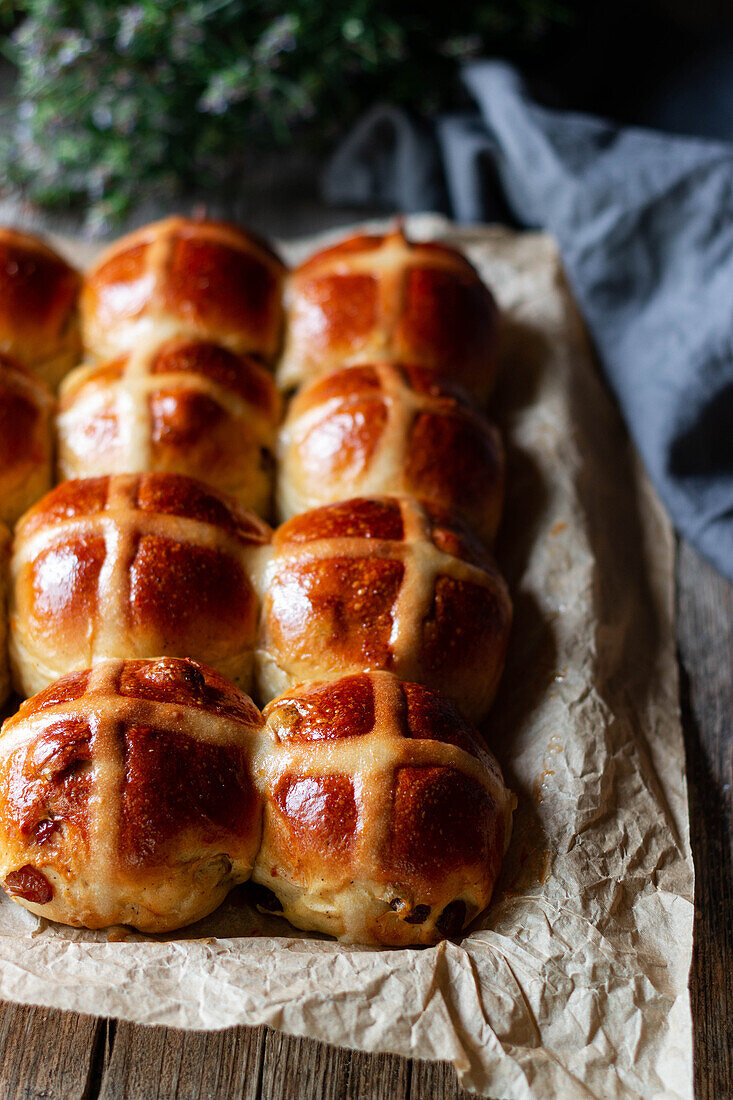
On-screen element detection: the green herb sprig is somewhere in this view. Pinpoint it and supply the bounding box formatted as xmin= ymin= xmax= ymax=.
xmin=0 ymin=0 xmax=574 ymax=231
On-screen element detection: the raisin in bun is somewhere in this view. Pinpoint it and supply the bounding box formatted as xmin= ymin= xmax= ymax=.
xmin=251 ymin=672 xmax=513 ymax=945
xmin=278 ymin=228 xmax=499 ymax=401
xmin=277 ymin=361 xmax=504 ymax=541
xmin=0 ymin=657 xmax=263 ymax=932
xmin=0 ymin=227 xmax=81 ymax=390
xmin=9 ymin=473 xmax=271 ymax=697
xmin=254 ymin=496 xmax=512 ymax=721
xmin=81 ymin=217 xmax=285 ymax=362
xmin=58 ymin=337 xmax=281 ymax=518
xmin=0 ymin=354 xmax=54 ymax=529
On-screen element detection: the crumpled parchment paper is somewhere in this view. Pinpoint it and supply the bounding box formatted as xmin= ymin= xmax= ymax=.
xmin=0 ymin=218 xmax=693 ymax=1100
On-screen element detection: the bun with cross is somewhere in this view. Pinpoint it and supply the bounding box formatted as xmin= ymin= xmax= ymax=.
xmin=251 ymin=671 xmax=514 ymax=945
xmin=81 ymin=217 xmax=286 ymax=363
xmin=278 ymin=228 xmax=500 ymax=401
xmin=277 ymin=361 xmax=505 ymax=542
xmin=0 ymin=354 xmax=55 ymax=529
xmin=255 ymin=495 xmax=512 ymax=721
xmin=0 ymin=227 xmax=81 ymax=390
xmin=9 ymin=472 xmax=271 ymax=698
xmin=0 ymin=216 xmax=516 ymax=943
xmin=58 ymin=336 xmax=281 ymax=516
xmin=0 ymin=657 xmax=263 ymax=932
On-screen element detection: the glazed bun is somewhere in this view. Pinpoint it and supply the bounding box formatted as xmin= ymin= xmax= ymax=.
xmin=0 ymin=523 xmax=10 ymax=708
xmin=278 ymin=228 xmax=499 ymax=401
xmin=58 ymin=337 xmax=282 ymax=517
xmin=0 ymin=227 xmax=81 ymax=389
xmin=81 ymin=217 xmax=286 ymax=362
xmin=0 ymin=354 xmax=54 ymax=529
xmin=277 ymin=361 xmax=504 ymax=541
xmin=10 ymin=473 xmax=271 ymax=697
xmin=255 ymin=496 xmax=512 ymax=721
xmin=251 ymin=671 xmax=513 ymax=945
xmin=0 ymin=657 xmax=263 ymax=932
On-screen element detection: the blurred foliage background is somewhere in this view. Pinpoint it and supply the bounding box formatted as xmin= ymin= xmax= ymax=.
xmin=0 ymin=0 xmax=730 ymax=232
xmin=0 ymin=0 xmax=577 ymax=230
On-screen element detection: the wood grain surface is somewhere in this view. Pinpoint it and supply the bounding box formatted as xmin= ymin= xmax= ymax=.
xmin=677 ymin=540 xmax=733 ymax=1100
xmin=0 ymin=191 xmax=728 ymax=1098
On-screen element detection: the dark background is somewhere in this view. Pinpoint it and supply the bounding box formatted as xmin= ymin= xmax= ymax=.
xmin=522 ymin=1 xmax=733 ymax=137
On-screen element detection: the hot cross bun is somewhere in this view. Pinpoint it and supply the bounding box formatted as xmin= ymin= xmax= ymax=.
xmin=10 ymin=473 xmax=271 ymax=697
xmin=0 ymin=227 xmax=81 ymax=389
xmin=81 ymin=217 xmax=286 ymax=362
xmin=251 ymin=671 xmax=513 ymax=944
xmin=0 ymin=657 xmax=263 ymax=932
xmin=58 ymin=337 xmax=282 ymax=517
xmin=278 ymin=228 xmax=499 ymax=401
xmin=0 ymin=354 xmax=54 ymax=529
xmin=277 ymin=361 xmax=505 ymax=541
xmin=254 ymin=496 xmax=512 ymax=720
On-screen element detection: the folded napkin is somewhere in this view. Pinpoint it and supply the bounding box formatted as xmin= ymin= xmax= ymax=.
xmin=324 ymin=61 xmax=733 ymax=580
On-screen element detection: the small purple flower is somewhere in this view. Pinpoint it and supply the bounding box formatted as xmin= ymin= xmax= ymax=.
xmin=92 ymin=104 xmax=113 ymax=130
xmin=255 ymin=15 xmax=299 ymax=60
xmin=56 ymin=31 xmax=91 ymax=68
xmin=116 ymin=4 xmax=147 ymax=53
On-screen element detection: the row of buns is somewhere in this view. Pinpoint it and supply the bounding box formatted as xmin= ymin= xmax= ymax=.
xmin=7 ymin=477 xmax=511 ymax=720
xmin=1 ymin=219 xmax=497 ymax=395
xmin=5 ymin=346 xmax=505 ymax=540
xmin=1 ymin=221 xmax=505 ymax=534
xmin=0 ymin=218 xmax=514 ymax=944
xmin=0 ymin=659 xmax=513 ymax=944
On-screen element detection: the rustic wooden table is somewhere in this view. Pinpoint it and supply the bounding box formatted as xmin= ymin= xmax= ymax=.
xmin=0 ymin=190 xmax=730 ymax=1099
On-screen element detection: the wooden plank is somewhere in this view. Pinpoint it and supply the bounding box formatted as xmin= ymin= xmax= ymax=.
xmin=96 ymin=1023 xmax=265 ymax=1100
xmin=676 ymin=539 xmax=733 ymax=1100
xmin=410 ymin=1056 xmax=484 ymax=1099
xmin=258 ymin=1028 xmax=412 ymax=1100
xmin=258 ymin=1031 xmax=349 ymax=1100
xmin=345 ymin=1046 xmax=412 ymax=1098
xmin=0 ymin=1001 xmax=101 ymax=1099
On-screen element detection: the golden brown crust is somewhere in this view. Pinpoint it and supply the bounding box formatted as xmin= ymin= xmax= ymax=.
xmin=10 ymin=473 xmax=272 ymax=697
xmin=255 ymin=496 xmax=512 ymax=720
xmin=81 ymin=217 xmax=286 ymax=362
xmin=58 ymin=337 xmax=282 ymax=517
xmin=277 ymin=361 xmax=504 ymax=540
xmin=0 ymin=219 xmax=517 ymax=944
xmin=0 ymin=354 xmax=55 ymax=528
xmin=0 ymin=228 xmax=81 ymax=389
xmin=278 ymin=229 xmax=499 ymax=401
xmin=252 ymin=671 xmax=513 ymax=944
xmin=0 ymin=657 xmax=263 ymax=932
xmin=0 ymin=523 xmax=9 ymax=709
